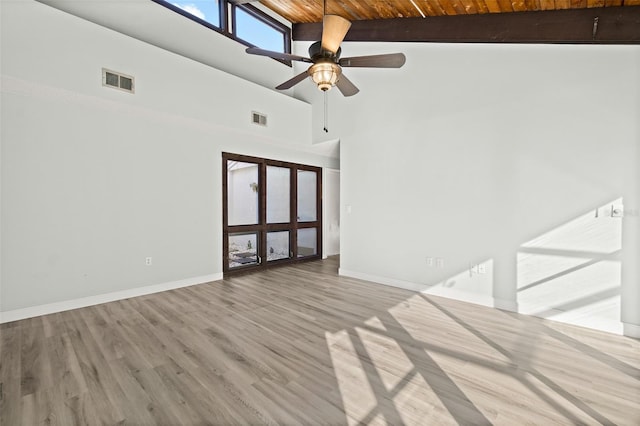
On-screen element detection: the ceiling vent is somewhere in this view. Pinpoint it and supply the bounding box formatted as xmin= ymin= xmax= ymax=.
xmin=102 ymin=68 xmax=134 ymax=93
xmin=251 ymin=111 xmax=267 ymax=126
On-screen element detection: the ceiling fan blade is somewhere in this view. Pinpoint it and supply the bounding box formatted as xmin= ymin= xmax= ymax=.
xmin=336 ymin=73 xmax=359 ymax=97
xmin=339 ymin=53 xmax=406 ymax=68
xmin=276 ymin=70 xmax=310 ymax=90
xmin=321 ymin=15 xmax=351 ymax=54
xmin=228 ymin=1 xmax=258 ymax=4
xmin=246 ymin=47 xmax=312 ymax=63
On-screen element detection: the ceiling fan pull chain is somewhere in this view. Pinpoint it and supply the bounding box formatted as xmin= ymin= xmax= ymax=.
xmin=323 ymin=90 xmax=329 ymax=133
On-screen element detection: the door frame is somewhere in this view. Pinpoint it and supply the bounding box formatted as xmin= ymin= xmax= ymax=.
xmin=222 ymin=152 xmax=322 ymax=276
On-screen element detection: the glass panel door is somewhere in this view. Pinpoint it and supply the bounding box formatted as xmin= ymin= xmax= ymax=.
xmin=228 ymin=232 xmax=259 ymax=269
xmin=297 ymin=170 xmax=317 ymax=222
xmin=227 ymin=160 xmax=259 ymax=226
xmin=297 ymin=228 xmax=317 ymax=258
xmin=267 ymin=231 xmax=290 ymax=262
xmin=267 ymin=166 xmax=290 ymax=223
xmin=223 ymin=153 xmax=322 ymax=275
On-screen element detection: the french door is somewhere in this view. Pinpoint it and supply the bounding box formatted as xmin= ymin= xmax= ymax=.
xmin=222 ymin=153 xmax=322 ymax=275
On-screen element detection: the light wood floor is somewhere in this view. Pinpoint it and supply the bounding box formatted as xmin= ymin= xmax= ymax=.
xmin=1 ymin=257 xmax=639 ymax=425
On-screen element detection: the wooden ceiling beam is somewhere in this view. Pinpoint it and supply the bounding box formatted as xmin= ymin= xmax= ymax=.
xmin=292 ymin=6 xmax=640 ymax=44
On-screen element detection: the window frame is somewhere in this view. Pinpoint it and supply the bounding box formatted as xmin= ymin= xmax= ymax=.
xmin=231 ymin=4 xmax=291 ymax=56
xmin=151 ymin=0 xmax=292 ymax=65
xmin=223 ymin=152 xmax=322 ymax=276
xmin=151 ymin=0 xmax=224 ymax=33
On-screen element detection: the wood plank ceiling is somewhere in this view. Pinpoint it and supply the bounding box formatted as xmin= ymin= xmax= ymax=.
xmin=258 ymin=0 xmax=640 ymax=23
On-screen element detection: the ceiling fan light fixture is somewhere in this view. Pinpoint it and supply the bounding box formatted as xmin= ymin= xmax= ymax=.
xmin=308 ymin=62 xmax=341 ymax=92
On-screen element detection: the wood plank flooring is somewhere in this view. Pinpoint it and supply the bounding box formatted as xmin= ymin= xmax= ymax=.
xmin=1 ymin=256 xmax=639 ymax=425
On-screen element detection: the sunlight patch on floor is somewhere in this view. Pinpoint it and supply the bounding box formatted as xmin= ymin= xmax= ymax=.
xmin=363 ymin=413 xmax=387 ymax=425
xmin=325 ymin=330 xmax=377 ymax=426
xmin=393 ymin=371 xmax=457 ymax=426
xmin=364 ymin=316 xmax=387 ymax=331
xmin=388 ymin=294 xmax=512 ymax=365
xmin=355 ymin=326 xmax=413 ymax=391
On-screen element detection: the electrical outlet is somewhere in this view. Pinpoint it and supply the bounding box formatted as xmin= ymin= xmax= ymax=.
xmin=436 ymin=258 xmax=444 ymax=268
xmin=478 ymin=263 xmax=487 ymax=274
xmin=426 ymin=257 xmax=434 ymax=267
xmin=611 ymin=204 xmax=624 ymax=218
xmin=145 ymin=257 xmax=152 ymax=266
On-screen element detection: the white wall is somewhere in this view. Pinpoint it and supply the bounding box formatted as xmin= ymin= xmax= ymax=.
xmin=329 ymin=42 xmax=640 ymax=336
xmin=323 ymin=169 xmax=340 ymax=258
xmin=0 ymin=0 xmax=337 ymax=317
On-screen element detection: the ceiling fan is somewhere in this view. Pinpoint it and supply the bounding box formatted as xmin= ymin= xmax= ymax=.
xmin=245 ymin=14 xmax=406 ymax=96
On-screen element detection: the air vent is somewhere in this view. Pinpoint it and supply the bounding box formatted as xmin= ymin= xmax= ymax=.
xmin=251 ymin=111 xmax=267 ymax=126
xmin=102 ymin=68 xmax=134 ymax=93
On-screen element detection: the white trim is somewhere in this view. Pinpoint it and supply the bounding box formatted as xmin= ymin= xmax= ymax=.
xmin=339 ymin=268 xmax=497 ymax=308
xmin=338 ymin=268 xmax=630 ymax=336
xmin=323 ymin=167 xmax=340 ymax=259
xmin=340 ymin=268 xmax=426 ymax=292
xmin=623 ymin=322 xmax=640 ymax=339
xmin=0 ymin=273 xmax=223 ymax=324
xmin=493 ymin=298 xmax=518 ymax=312
xmin=519 ymin=302 xmax=624 ymax=335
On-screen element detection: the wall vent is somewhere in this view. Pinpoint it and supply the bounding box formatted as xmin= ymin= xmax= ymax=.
xmin=102 ymin=68 xmax=135 ymax=93
xmin=251 ymin=111 xmax=267 ymax=126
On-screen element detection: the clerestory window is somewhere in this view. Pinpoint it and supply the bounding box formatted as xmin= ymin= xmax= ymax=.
xmin=152 ymin=1 xmax=291 ymax=59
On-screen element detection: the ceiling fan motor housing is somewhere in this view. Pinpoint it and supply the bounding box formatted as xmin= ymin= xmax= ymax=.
xmin=308 ymin=41 xmax=341 ymax=61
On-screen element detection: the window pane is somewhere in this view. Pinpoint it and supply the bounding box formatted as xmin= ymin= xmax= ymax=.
xmin=267 ymin=166 xmax=290 ymax=223
xmin=172 ymin=1 xmax=220 ymax=27
xmin=229 ymin=232 xmax=258 ymax=268
xmin=236 ymin=8 xmax=285 ymax=53
xmin=297 ymin=228 xmax=317 ymax=258
xmin=267 ymin=231 xmax=290 ymax=262
xmin=227 ymin=160 xmax=259 ymax=226
xmin=297 ymin=170 xmax=317 ymax=222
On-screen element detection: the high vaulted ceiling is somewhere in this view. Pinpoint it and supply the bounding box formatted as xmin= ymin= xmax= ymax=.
xmin=256 ymin=0 xmax=640 ymax=23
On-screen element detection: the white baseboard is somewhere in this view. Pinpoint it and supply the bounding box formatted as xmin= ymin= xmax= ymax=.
xmin=339 ymin=268 xmax=631 ymax=336
xmin=623 ymin=322 xmax=640 ymax=339
xmin=493 ymin=299 xmax=518 ymax=312
xmin=339 ymin=268 xmax=429 ymax=292
xmin=0 ymin=273 xmax=223 ymax=324
xmin=339 ymin=268 xmax=500 ymax=309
